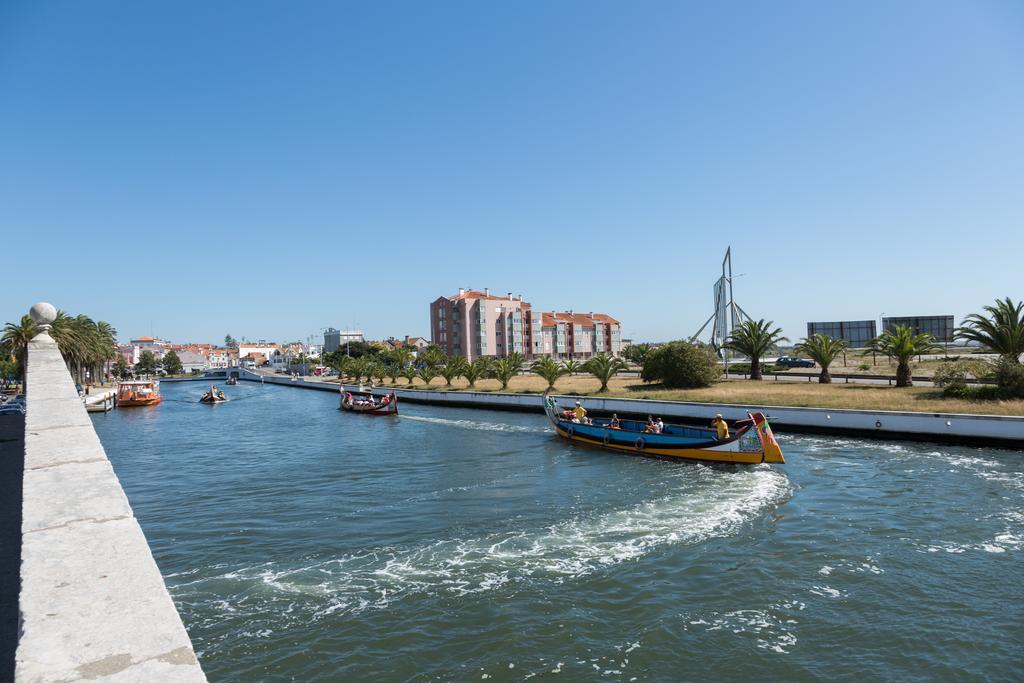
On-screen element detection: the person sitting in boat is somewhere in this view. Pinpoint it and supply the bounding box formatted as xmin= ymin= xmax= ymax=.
xmin=643 ymin=415 xmax=657 ymax=433
xmin=608 ymin=414 xmax=621 ymax=430
xmin=573 ymin=401 xmax=587 ymax=423
xmin=655 ymin=417 xmax=665 ymax=434
xmin=561 ymin=408 xmax=575 ymax=420
xmin=711 ymin=414 xmax=730 ymax=440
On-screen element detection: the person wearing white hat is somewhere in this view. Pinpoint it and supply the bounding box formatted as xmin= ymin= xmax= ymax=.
xmin=573 ymin=400 xmax=587 ymax=422
xmin=711 ymin=413 xmax=729 ymax=440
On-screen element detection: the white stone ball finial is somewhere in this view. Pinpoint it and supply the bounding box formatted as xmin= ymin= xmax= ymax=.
xmin=30 ymin=302 xmax=57 ymax=333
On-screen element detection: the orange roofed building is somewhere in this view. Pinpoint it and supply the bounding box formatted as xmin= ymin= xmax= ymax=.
xmin=430 ymin=288 xmax=622 ymax=361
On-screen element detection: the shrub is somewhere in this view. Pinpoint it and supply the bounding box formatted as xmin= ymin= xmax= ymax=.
xmin=642 ymin=341 xmax=720 ymax=389
xmin=933 ymin=359 xmax=993 ymax=397
xmin=995 ymin=359 xmax=1024 ymax=398
xmin=858 ymin=363 xmax=871 ymax=371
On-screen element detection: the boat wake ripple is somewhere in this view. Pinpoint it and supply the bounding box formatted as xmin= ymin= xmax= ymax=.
xmin=180 ymin=467 xmax=790 ymax=619
xmin=401 ymin=414 xmax=552 ymax=433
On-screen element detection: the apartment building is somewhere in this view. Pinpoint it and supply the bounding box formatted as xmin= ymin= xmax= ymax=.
xmin=324 ymin=328 xmax=365 ymax=353
xmin=430 ymin=289 xmax=531 ymax=362
xmin=430 ymin=288 xmax=622 ymax=361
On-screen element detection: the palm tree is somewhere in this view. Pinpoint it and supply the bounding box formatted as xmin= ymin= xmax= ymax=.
xmin=418 ymin=367 xmax=437 ymax=386
xmin=439 ymin=356 xmax=468 ymax=387
xmin=723 ymin=319 xmax=789 ymax=380
xmin=583 ymin=353 xmax=628 ymax=392
xmin=490 ymin=357 xmax=521 ymax=390
xmin=956 ymin=297 xmax=1024 ymax=363
xmin=623 ymin=343 xmax=652 ymax=367
xmin=531 ymin=357 xmax=566 ymax=390
xmin=419 ymin=346 xmax=445 ymax=370
xmin=794 ymin=334 xmax=849 ymax=384
xmin=349 ymin=357 xmax=370 ymax=384
xmin=2 ymin=315 xmax=37 ymax=383
xmin=387 ymin=363 xmax=401 ymax=384
xmin=863 ymin=325 xmax=940 ymax=387
xmin=391 ymin=348 xmax=414 ymax=371
xmin=561 ymin=359 xmax=582 ymax=376
xmin=373 ymin=364 xmax=388 ymax=384
xmin=462 ymin=357 xmax=491 ymax=388
xmin=402 ymin=365 xmax=418 ymax=385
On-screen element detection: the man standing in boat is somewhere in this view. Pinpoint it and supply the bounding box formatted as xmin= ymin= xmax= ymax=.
xmin=711 ymin=414 xmax=730 ymax=440
xmin=573 ymin=400 xmax=587 ymax=423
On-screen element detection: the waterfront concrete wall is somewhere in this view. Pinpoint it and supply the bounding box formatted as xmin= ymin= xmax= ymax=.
xmin=17 ymin=309 xmax=205 ymax=681
xmin=239 ymin=371 xmax=1024 ymax=447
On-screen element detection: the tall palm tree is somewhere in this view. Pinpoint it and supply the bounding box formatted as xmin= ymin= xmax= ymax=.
xmin=490 ymin=357 xmax=521 ymax=390
xmin=864 ymin=325 xmax=940 ymax=387
xmin=794 ymin=334 xmax=849 ymax=384
xmin=723 ymin=319 xmax=789 ymax=380
xmin=531 ymin=357 xmax=566 ymax=390
xmin=2 ymin=315 xmax=37 ymax=383
xmin=956 ymin=297 xmax=1024 ymax=363
xmin=439 ymin=356 xmax=468 ymax=387
xmin=583 ymin=353 xmax=628 ymax=392
xmin=462 ymin=357 xmax=491 ymax=388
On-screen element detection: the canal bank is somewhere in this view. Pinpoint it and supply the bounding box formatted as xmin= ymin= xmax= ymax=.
xmin=235 ymin=371 xmax=1024 ymax=449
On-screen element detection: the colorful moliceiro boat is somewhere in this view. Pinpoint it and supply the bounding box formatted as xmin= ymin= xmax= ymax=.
xmin=116 ymin=380 xmax=162 ymax=407
xmin=340 ymin=390 xmax=398 ymax=415
xmin=542 ymin=392 xmax=784 ymax=465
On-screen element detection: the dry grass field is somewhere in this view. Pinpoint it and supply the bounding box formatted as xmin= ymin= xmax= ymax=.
xmin=351 ymin=374 xmax=1024 ymax=416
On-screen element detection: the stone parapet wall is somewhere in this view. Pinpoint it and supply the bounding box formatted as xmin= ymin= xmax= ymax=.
xmin=17 ymin=330 xmax=205 ymax=682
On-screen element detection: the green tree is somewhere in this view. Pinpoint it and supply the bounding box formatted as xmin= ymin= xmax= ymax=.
xmin=162 ymin=350 xmax=183 ymax=375
xmin=723 ymin=319 xmax=789 ymax=380
xmin=583 ymin=353 xmax=628 ymax=392
xmin=794 ymin=334 xmax=849 ymax=384
xmin=641 ymin=341 xmax=721 ymax=389
xmin=439 ymin=356 xmax=468 ymax=386
xmin=418 ymin=367 xmax=437 ymax=386
xmin=419 ymin=346 xmax=445 ymax=370
xmin=531 ymin=357 xmax=566 ymax=390
xmin=113 ymin=356 xmax=130 ymax=379
xmin=1 ymin=315 xmax=36 ymax=383
xmin=956 ymin=297 xmax=1024 ymax=363
xmin=562 ymin=359 xmax=582 ymax=376
xmin=462 ymin=357 xmax=491 ymax=388
xmin=623 ymin=343 xmax=652 ymax=367
xmin=225 ymin=334 xmax=237 ymax=349
xmin=135 ymin=350 xmax=159 ymax=375
xmin=373 ymin=363 xmax=388 ymax=384
xmin=863 ymin=325 xmax=940 ymax=387
xmin=402 ymin=364 xmax=418 ymax=385
xmin=490 ymin=357 xmax=521 ymax=390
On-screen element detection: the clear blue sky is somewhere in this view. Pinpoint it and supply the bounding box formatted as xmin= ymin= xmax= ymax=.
xmin=2 ymin=1 xmax=1021 ymax=345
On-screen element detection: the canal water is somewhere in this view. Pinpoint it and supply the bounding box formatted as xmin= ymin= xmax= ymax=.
xmin=92 ymin=381 xmax=1024 ymax=681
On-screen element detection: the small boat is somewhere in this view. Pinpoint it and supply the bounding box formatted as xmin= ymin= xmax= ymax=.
xmin=200 ymin=386 xmax=228 ymax=404
xmin=542 ymin=391 xmax=784 ymax=465
xmin=340 ymin=389 xmax=398 ymax=415
xmin=116 ymin=380 xmax=162 ymax=407
xmin=226 ymin=376 xmax=238 ymax=386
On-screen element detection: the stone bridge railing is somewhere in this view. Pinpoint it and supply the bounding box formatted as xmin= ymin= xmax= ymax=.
xmin=15 ymin=303 xmax=205 ymax=681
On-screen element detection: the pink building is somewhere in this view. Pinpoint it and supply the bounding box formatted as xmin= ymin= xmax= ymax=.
xmin=430 ymin=288 xmax=622 ymax=360
xmin=430 ymin=289 xmax=532 ymax=361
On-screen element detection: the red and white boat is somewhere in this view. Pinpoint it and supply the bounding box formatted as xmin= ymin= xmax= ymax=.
xmin=340 ymin=389 xmax=398 ymax=415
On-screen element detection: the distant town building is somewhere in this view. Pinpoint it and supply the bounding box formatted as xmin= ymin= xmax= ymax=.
xmin=883 ymin=315 xmax=955 ymax=342
xmin=174 ymin=350 xmax=209 ymax=373
xmin=806 ymin=320 xmax=877 ymax=347
xmin=429 ymin=288 xmax=622 ymax=361
xmin=238 ymin=343 xmax=278 ymax=364
xmin=324 ymin=328 xmax=365 ymax=353
xmin=207 ymin=348 xmax=238 ymax=368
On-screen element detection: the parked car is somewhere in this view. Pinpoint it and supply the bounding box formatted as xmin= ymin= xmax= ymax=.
xmin=775 ymin=356 xmax=815 ymax=368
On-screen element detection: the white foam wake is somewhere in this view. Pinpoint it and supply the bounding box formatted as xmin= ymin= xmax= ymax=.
xmin=215 ymin=466 xmax=790 ymax=616
xmin=401 ymin=414 xmax=552 ymax=433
